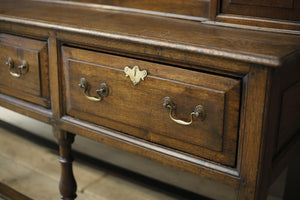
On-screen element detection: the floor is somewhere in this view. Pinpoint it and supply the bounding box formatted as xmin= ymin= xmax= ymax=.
xmin=0 ymin=122 xmax=282 ymax=200
xmin=0 ymin=124 xmax=189 ymax=200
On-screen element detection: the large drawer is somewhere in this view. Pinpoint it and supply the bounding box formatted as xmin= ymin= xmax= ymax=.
xmin=62 ymin=46 xmax=241 ymax=166
xmin=0 ymin=33 xmax=50 ymax=108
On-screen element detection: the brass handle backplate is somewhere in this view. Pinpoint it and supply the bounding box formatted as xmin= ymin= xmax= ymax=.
xmin=163 ymin=97 xmax=206 ymax=126
xmin=78 ymin=78 xmax=109 ymax=102
xmin=6 ymin=57 xmax=29 ymax=78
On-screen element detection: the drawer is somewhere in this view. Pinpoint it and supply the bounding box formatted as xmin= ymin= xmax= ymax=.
xmin=0 ymin=33 xmax=50 ymax=108
xmin=62 ymin=46 xmax=241 ymax=166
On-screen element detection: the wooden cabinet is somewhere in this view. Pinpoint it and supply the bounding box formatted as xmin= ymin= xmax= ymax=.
xmin=0 ymin=0 xmax=299 ymax=200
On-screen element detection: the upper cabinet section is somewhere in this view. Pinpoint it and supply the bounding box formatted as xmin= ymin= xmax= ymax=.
xmin=221 ymin=0 xmax=300 ymax=21
xmin=46 ymin=0 xmax=300 ymax=32
xmin=60 ymin=0 xmax=211 ymax=19
xmin=229 ymin=0 xmax=294 ymax=8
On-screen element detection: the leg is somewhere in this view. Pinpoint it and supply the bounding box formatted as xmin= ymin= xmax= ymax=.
xmin=284 ymin=155 xmax=300 ymax=200
xmin=54 ymin=129 xmax=77 ymax=200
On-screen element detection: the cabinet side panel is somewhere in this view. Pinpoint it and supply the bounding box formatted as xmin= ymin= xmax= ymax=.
xmin=277 ymin=81 xmax=300 ymax=152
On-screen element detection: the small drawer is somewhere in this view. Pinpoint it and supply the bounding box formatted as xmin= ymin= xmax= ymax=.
xmin=62 ymin=46 xmax=241 ymax=166
xmin=0 ymin=33 xmax=50 ymax=108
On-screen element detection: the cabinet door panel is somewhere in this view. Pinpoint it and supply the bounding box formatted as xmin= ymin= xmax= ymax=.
xmin=221 ymin=0 xmax=300 ymax=21
xmin=62 ymin=0 xmax=210 ymax=19
xmin=230 ymin=0 xmax=294 ymax=9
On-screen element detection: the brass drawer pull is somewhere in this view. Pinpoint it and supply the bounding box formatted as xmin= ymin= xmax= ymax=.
xmin=163 ymin=97 xmax=206 ymax=126
xmin=78 ymin=78 xmax=109 ymax=102
xmin=6 ymin=57 xmax=29 ymax=78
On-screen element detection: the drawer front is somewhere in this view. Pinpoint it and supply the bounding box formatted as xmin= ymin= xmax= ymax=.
xmin=0 ymin=33 xmax=50 ymax=108
xmin=62 ymin=46 xmax=241 ymax=166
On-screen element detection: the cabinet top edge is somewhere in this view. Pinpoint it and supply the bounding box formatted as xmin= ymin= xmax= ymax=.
xmin=1 ymin=0 xmax=300 ymax=68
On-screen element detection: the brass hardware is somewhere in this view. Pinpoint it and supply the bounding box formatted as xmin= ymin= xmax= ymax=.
xmin=124 ymin=66 xmax=147 ymax=85
xmin=6 ymin=57 xmax=29 ymax=78
xmin=163 ymin=97 xmax=206 ymax=126
xmin=78 ymin=78 xmax=109 ymax=102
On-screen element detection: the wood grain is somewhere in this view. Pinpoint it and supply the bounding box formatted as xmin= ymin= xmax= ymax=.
xmin=0 ymin=1 xmax=300 ymax=200
xmin=0 ymin=0 xmax=300 ymax=68
xmin=213 ymin=14 xmax=300 ymax=33
xmin=59 ymin=115 xmax=241 ymax=188
xmin=61 ymin=46 xmax=241 ymax=166
xmin=221 ymin=0 xmax=300 ymax=21
xmin=277 ymin=82 xmax=300 ymax=151
xmin=0 ymin=93 xmax=52 ymax=124
xmin=54 ymin=128 xmax=77 ymax=200
xmin=237 ymin=66 xmax=270 ymax=199
xmin=47 ymin=0 xmax=210 ymax=19
xmin=0 ymin=33 xmax=50 ymax=108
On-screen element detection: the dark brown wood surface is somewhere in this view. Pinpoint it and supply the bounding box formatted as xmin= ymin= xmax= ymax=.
xmin=210 ymin=0 xmax=300 ymax=32
xmin=268 ymin=54 xmax=300 ymax=188
xmin=60 ymin=115 xmax=241 ymax=187
xmin=277 ymin=82 xmax=300 ymax=151
xmin=230 ymin=0 xmax=294 ymax=8
xmin=236 ymin=66 xmax=271 ymax=200
xmin=0 ymin=0 xmax=300 ymax=68
xmin=0 ymin=33 xmax=50 ymax=108
xmin=221 ymin=0 xmax=300 ymax=21
xmin=284 ymin=156 xmax=300 ymax=200
xmin=212 ymin=14 xmax=300 ymax=33
xmin=0 ymin=1 xmax=299 ymax=200
xmin=54 ymin=128 xmax=77 ymax=200
xmin=61 ymin=46 xmax=241 ymax=166
xmin=57 ymin=0 xmax=210 ymax=19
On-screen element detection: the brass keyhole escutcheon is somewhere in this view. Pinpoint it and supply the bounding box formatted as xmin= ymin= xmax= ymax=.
xmin=124 ymin=66 xmax=147 ymax=86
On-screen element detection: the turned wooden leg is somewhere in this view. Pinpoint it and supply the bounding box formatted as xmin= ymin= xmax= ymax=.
xmin=55 ymin=130 xmax=77 ymax=200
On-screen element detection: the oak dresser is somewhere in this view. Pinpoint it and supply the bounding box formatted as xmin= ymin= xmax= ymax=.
xmin=0 ymin=0 xmax=299 ymax=199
